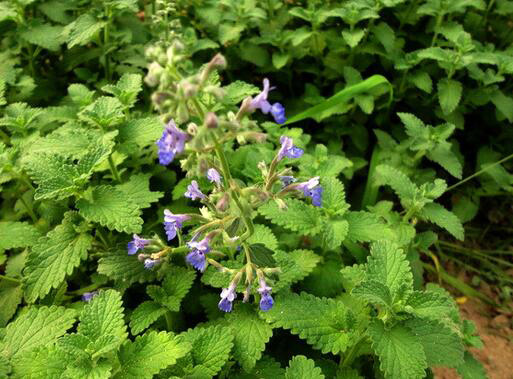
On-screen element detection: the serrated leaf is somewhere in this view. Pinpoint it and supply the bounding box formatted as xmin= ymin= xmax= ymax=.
xmin=97 ymin=251 xmax=154 ymax=285
xmin=321 ymin=177 xmax=348 ymax=213
xmin=366 ymin=241 xmax=413 ymax=300
xmin=102 ymin=73 xmax=142 ymax=108
xmin=457 ymin=351 xmax=488 ymax=379
xmin=0 ymin=282 xmax=23 ymax=327
xmin=410 ymin=71 xmax=433 ymax=93
xmin=0 ymin=306 xmax=76 ymax=359
xmin=406 ymin=290 xmax=457 ymax=321
xmin=273 ymin=250 xmax=321 ymax=291
xmin=259 ymin=199 xmax=321 ymax=236
xmin=176 ymin=325 xmax=234 ymax=377
xmin=11 ymin=345 xmax=70 ymax=378
xmin=375 ymin=164 xmax=417 ymax=202
xmin=285 ymin=355 xmax=325 ymax=379
xmin=24 ymin=212 xmax=93 ymax=302
xmin=438 ymin=78 xmax=462 ymax=114
xmin=248 ymin=224 xmax=278 ymax=250
xmin=272 ymin=51 xmax=289 ymax=69
xmin=404 ymin=318 xmax=464 ymax=368
xmin=420 ymin=202 xmax=464 ymax=240
xmin=117 ymin=174 xmax=163 ymax=209
xmin=19 ymin=22 xmax=65 ymax=51
xmin=225 ymin=305 xmax=273 ymax=372
xmin=68 ymin=83 xmax=95 ymax=106
xmin=155 ymin=267 xmax=196 ymax=311
xmin=78 ymin=289 xmax=127 ymax=346
xmin=79 ymin=96 xmax=125 ymax=128
xmin=368 ymin=320 xmax=427 ymax=379
xmin=115 ymin=331 xmax=190 ymax=379
xmin=77 ymin=186 xmax=143 ymax=233
xmin=118 ymin=117 xmax=162 ymax=152
xmin=345 ymin=211 xmax=393 ymax=243
xmin=342 ymin=28 xmax=366 ymax=48
xmin=0 ymin=221 xmax=41 ymax=250
xmin=352 ymin=280 xmax=393 ymax=308
xmin=64 ymin=13 xmax=105 ymax=48
xmin=261 ymin=292 xmax=353 ymax=354
xmin=427 ymin=144 xmax=463 ymax=178
xmin=322 ymin=219 xmax=349 ymax=250
xmin=129 ymin=301 xmax=166 ymax=335
xmin=223 ymin=81 xmax=260 ymax=104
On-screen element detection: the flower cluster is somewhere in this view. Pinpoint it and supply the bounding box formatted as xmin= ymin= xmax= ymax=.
xmin=156 ymin=119 xmax=187 ymax=165
xmin=250 ymin=79 xmax=287 ymax=124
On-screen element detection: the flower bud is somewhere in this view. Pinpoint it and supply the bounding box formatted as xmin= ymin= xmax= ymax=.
xmin=187 ymin=122 xmax=198 ymax=135
xmin=210 ymin=53 xmax=227 ymax=70
xmin=145 ymin=62 xmax=164 ymax=87
xmin=205 ymin=112 xmax=218 ymax=129
xmin=216 ymin=193 xmax=230 ymax=212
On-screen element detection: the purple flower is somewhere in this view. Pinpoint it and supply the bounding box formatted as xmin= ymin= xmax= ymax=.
xmin=186 ymin=236 xmax=211 ymax=271
xmin=279 ymin=176 xmax=296 ymax=187
xmin=185 ymin=180 xmax=206 ymax=201
xmin=278 ymin=136 xmax=303 ymax=160
xmin=218 ymin=283 xmax=237 ymax=312
xmin=207 ymin=168 xmax=222 ymax=185
xmin=250 ymin=79 xmax=287 ymax=124
xmin=270 ymin=103 xmax=287 ymax=124
xmin=156 ymin=119 xmax=188 ymax=166
xmin=163 ymin=209 xmax=190 ymax=241
xmin=127 ymin=234 xmax=150 ymax=255
xmin=257 ymin=279 xmax=274 ymax=311
xmin=82 ymin=291 xmax=98 ymax=302
xmin=296 ymin=176 xmax=323 ymax=207
xmin=144 ymin=258 xmax=161 ymax=269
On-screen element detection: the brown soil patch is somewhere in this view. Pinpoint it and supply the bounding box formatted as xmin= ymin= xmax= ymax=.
xmin=433 ymin=299 xmax=513 ymax=379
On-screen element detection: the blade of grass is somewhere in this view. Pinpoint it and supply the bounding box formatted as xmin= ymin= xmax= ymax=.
xmin=285 ymin=75 xmax=392 ymax=125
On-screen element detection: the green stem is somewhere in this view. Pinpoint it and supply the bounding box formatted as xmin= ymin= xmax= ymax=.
xmin=165 ymin=311 xmax=173 ymax=330
xmin=103 ymin=5 xmax=112 ymax=81
xmin=108 ymin=155 xmax=121 ymax=182
xmin=19 ymin=195 xmax=37 ymax=223
xmin=340 ymin=336 xmax=366 ymax=367
xmin=431 ymin=14 xmax=443 ymax=46
xmin=446 ymin=152 xmax=513 ymax=192
xmin=0 ymin=128 xmax=10 ymax=144
xmin=0 ymin=274 xmax=21 ymax=284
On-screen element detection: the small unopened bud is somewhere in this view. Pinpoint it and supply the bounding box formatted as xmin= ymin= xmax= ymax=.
xmin=236 ymin=97 xmax=254 ymax=121
xmin=145 ymin=62 xmax=164 ymax=87
xmin=216 ymin=193 xmax=230 ymax=212
xmin=243 ymin=287 xmax=251 ymax=303
xmin=187 ymin=122 xmax=198 ymax=135
xmin=151 ymin=92 xmax=169 ymax=106
xmin=181 ymin=82 xmax=197 ymax=98
xmin=205 ymin=112 xmax=218 ymax=129
xmin=137 ymin=253 xmax=148 ymax=262
xmin=204 ymin=85 xmax=225 ymax=99
xmin=246 ymin=132 xmax=267 ymax=143
xmin=258 ymin=161 xmax=268 ymax=176
xmin=210 ymin=53 xmax=227 ymax=70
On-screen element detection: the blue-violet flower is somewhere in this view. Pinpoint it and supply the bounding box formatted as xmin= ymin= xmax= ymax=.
xmin=279 ymin=175 xmax=296 ymax=187
xmin=127 ymin=234 xmax=150 ymax=255
xmin=257 ymin=278 xmax=274 ymax=311
xmin=156 ymin=119 xmax=188 ymax=166
xmin=250 ymin=78 xmax=287 ymax=124
xmin=163 ymin=209 xmax=190 ymax=241
xmin=207 ymin=168 xmax=222 ymax=185
xmin=82 ymin=291 xmax=98 ymax=302
xmin=218 ymin=283 xmax=237 ymax=312
xmin=186 ymin=236 xmax=211 ymax=272
xmin=144 ymin=258 xmax=161 ymax=269
xmin=278 ymin=136 xmax=303 ymax=160
xmin=185 ymin=180 xmax=206 ymax=200
xmin=296 ymin=176 xmax=323 ymax=207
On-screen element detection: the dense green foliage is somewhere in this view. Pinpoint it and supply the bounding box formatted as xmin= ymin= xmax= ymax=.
xmin=1 ymin=0 xmax=512 ymax=378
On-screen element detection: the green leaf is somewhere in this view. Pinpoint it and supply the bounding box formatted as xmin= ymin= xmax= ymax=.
xmin=148 ymin=267 xmax=196 ymax=311
xmin=285 ymin=355 xmax=325 ymax=379
xmin=118 ymin=117 xmax=164 ymax=153
xmin=457 ymin=351 xmax=488 ymax=379
xmin=285 ymin=75 xmax=391 ymax=124
xmin=78 ymin=289 xmax=127 ymax=346
xmin=259 ymin=199 xmax=321 ymax=236
xmin=68 ymin=83 xmax=95 ymax=106
xmin=321 ymin=177 xmax=348 ymax=213
xmin=24 ymin=212 xmax=93 ymax=302
xmin=352 ymin=280 xmax=393 ymax=308
xmin=225 ymin=305 xmax=273 ymax=372
xmin=375 ymin=164 xmax=417 ymax=202
xmin=405 ymin=290 xmax=457 ymax=321
xmin=322 ymin=219 xmax=349 ymax=250
xmin=248 ymin=224 xmax=278 ymax=250
xmin=102 ymin=73 xmax=142 ymax=108
xmin=0 ymin=306 xmax=76 ymax=359
xmin=248 ymin=244 xmax=277 ymax=268
xmin=490 ymin=89 xmax=513 ymax=122
xmin=79 ymin=96 xmax=125 ymax=128
xmin=115 ymin=331 xmax=190 ymax=379
xmin=129 ymin=301 xmax=166 ymax=335
xmin=222 ymin=81 xmax=260 ymax=105
xmin=273 ymin=250 xmax=321 ymax=291
xmin=410 ymin=71 xmax=433 ymax=93
xmin=272 ymin=51 xmax=290 ymax=69
xmin=366 ymin=241 xmax=413 ymax=300
xmin=0 ymin=282 xmax=23 ymax=327
xmin=117 ymin=174 xmax=164 ymax=209
xmin=11 ymin=345 xmax=70 ymax=378
xmin=404 ymin=318 xmax=464 ymax=368
xmin=261 ymin=292 xmax=353 ymax=354
xmin=345 ymin=211 xmax=393 ymax=243
xmin=231 ymin=355 xmax=285 ymax=379
xmin=0 ymin=221 xmax=41 ymax=250
xmin=97 ymin=251 xmax=154 ymax=285
xmin=77 ymin=186 xmax=143 ymax=233
xmin=19 ymin=22 xmax=64 ymax=51
xmin=64 ymin=13 xmax=105 ymax=48
xmin=438 ymin=78 xmax=462 ymax=114
xmin=342 ymin=28 xmax=366 ymax=48
xmin=0 ymin=103 xmax=43 ymax=132
xmin=368 ymin=320 xmax=427 ymax=379
xmin=219 ymin=24 xmax=244 ymax=44
xmin=176 ymin=325 xmax=234 ymax=377
xmin=420 ymin=202 xmax=464 ymax=240
xmin=427 ymin=144 xmax=463 ymax=179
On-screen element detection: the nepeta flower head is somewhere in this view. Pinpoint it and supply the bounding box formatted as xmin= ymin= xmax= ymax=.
xmin=144 ymin=258 xmax=161 ymax=270
xmin=279 ymin=175 xmax=296 ymax=187
xmin=278 ymin=136 xmax=304 ymax=160
xmin=207 ymin=168 xmax=222 ymax=185
xmin=186 ymin=236 xmax=211 ymax=271
xmin=156 ymin=119 xmax=188 ymax=166
xmin=257 ymin=278 xmax=274 ymax=311
xmin=250 ymin=79 xmax=287 ymax=124
xmin=82 ymin=291 xmax=98 ymax=302
xmin=296 ymin=176 xmax=323 ymax=207
xmin=163 ymin=209 xmax=191 ymax=241
xmin=127 ymin=234 xmax=150 ymax=255
xmin=185 ymin=180 xmax=206 ymax=200
xmin=218 ymin=283 xmax=237 ymax=312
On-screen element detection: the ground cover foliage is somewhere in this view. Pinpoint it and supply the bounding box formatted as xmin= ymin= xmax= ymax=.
xmin=0 ymin=0 xmax=512 ymax=378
